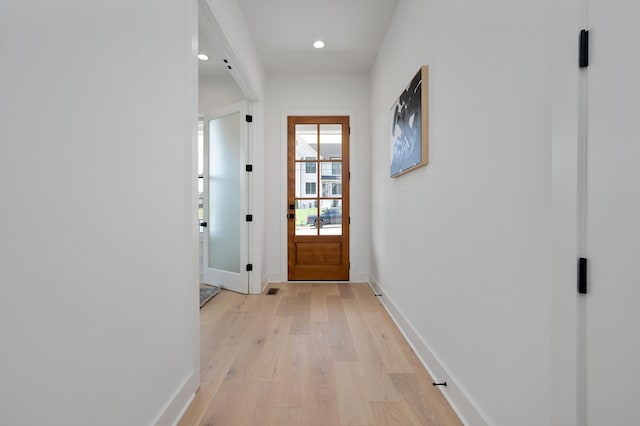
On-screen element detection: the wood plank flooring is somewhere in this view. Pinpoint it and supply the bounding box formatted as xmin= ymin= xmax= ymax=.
xmin=179 ymin=283 xmax=461 ymax=426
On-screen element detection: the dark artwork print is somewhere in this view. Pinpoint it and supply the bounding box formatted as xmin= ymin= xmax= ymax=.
xmin=390 ymin=68 xmax=423 ymax=177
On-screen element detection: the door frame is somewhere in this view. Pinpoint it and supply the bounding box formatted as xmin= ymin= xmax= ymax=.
xmin=279 ymin=109 xmax=358 ymax=282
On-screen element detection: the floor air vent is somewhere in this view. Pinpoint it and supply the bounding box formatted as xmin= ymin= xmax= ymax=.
xmin=266 ymin=288 xmax=279 ymax=295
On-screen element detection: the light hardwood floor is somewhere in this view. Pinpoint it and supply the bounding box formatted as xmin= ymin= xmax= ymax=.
xmin=179 ymin=283 xmax=461 ymax=426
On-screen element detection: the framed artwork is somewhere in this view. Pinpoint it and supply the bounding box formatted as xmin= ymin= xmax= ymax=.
xmin=390 ymin=65 xmax=429 ymax=177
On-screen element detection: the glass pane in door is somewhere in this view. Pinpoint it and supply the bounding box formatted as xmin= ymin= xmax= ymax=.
xmin=295 ymin=161 xmax=318 ymax=198
xmin=320 ymin=162 xmax=342 ymax=198
xmin=295 ymin=199 xmax=318 ymax=236
xmin=319 ymin=124 xmax=342 ymax=160
xmin=319 ymin=199 xmax=342 ymax=236
xmin=208 ymin=112 xmax=240 ymax=273
xmin=295 ymin=124 xmax=319 ymax=160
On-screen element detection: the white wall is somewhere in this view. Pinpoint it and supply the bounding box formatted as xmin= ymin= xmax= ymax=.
xmin=264 ymin=75 xmax=371 ymax=282
xmin=369 ymin=0 xmax=552 ymax=424
xmin=199 ymin=73 xmax=245 ymax=113
xmin=0 ymin=1 xmax=198 ymax=425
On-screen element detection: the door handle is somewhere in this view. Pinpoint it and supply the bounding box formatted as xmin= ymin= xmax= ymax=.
xmin=288 ymin=213 xmax=294 ymax=219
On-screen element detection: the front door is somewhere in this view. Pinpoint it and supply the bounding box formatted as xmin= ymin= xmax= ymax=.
xmin=202 ymin=103 xmax=249 ymax=294
xmin=287 ymin=116 xmax=350 ymax=280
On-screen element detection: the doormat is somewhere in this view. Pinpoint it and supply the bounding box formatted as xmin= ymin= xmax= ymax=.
xmin=200 ymin=285 xmax=220 ymax=308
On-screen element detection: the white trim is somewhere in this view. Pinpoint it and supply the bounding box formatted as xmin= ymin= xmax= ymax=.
xmin=261 ymin=277 xmax=270 ymax=293
xmin=247 ymin=102 xmax=264 ymax=295
xmin=152 ymin=372 xmax=197 ymax=426
xmin=246 ymin=101 xmax=254 ymax=293
xmin=164 ymin=1 xmax=201 ymax=425
xmin=198 ymin=0 xmax=258 ymax=101
xmin=367 ymin=275 xmax=491 ymax=426
xmin=173 ymin=392 xmax=196 ymax=426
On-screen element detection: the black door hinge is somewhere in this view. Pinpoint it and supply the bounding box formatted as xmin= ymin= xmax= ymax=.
xmin=246 ymin=263 xmax=253 ymax=271
xmin=578 ymin=257 xmax=588 ymax=294
xmin=579 ymin=30 xmax=589 ymax=68
xmin=200 ymin=221 xmax=207 ymax=228
xmin=246 ymin=214 xmax=253 ymax=222
xmin=246 ymin=115 xmax=253 ymax=123
xmin=246 ymin=164 xmax=253 ymax=172
xmin=348 ymin=217 xmax=351 ymax=224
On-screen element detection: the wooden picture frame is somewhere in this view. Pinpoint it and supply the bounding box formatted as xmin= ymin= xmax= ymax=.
xmin=390 ymin=65 xmax=429 ymax=177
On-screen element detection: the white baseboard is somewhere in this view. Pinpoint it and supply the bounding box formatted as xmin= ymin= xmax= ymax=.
xmin=261 ymin=274 xmax=270 ymax=293
xmin=368 ymin=275 xmax=491 ymax=426
xmin=152 ymin=371 xmax=198 ymax=426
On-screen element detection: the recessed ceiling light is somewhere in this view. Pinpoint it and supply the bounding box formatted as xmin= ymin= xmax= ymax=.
xmin=313 ymin=40 xmax=325 ymax=49
xmin=197 ymin=53 xmax=209 ymax=61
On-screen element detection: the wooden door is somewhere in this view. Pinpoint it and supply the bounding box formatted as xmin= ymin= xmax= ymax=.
xmin=287 ymin=116 xmax=349 ymax=280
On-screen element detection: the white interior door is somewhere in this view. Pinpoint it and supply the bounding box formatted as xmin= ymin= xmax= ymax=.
xmin=202 ymin=102 xmax=249 ymax=294
xmin=585 ymin=0 xmax=640 ymax=423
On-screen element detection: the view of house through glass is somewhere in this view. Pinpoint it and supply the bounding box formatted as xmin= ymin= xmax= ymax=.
xmin=294 ymin=123 xmax=343 ymax=236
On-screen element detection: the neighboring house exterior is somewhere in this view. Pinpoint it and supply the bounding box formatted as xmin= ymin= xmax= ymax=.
xmin=295 ymin=135 xmax=342 ymax=203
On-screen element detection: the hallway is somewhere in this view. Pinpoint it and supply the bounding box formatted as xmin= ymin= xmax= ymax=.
xmin=180 ymin=283 xmax=461 ymax=425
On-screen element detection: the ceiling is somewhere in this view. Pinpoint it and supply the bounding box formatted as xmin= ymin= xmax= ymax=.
xmin=237 ymin=0 xmax=400 ymax=75
xmin=198 ymin=26 xmax=232 ymax=80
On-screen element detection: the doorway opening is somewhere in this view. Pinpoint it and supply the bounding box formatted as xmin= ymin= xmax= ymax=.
xmin=197 ymin=3 xmax=253 ymax=295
